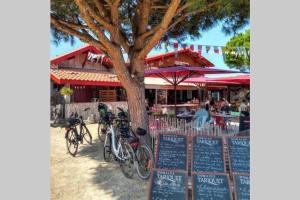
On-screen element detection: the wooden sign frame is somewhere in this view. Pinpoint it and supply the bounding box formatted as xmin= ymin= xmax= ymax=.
xmin=191 ymin=172 xmax=233 ymax=200
xmin=154 ymin=132 xmax=189 ymax=172
xmin=147 ymin=168 xmax=189 ymax=200
xmin=227 ymin=136 xmax=250 ymax=174
xmin=232 ymin=173 xmax=250 ymax=200
xmin=191 ymin=135 xmax=226 ymax=173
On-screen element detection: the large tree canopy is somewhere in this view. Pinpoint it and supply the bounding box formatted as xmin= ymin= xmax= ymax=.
xmin=51 ymin=0 xmax=249 ymax=56
xmin=51 ymin=0 xmax=249 ymax=145
xmin=223 ymin=29 xmax=250 ymax=71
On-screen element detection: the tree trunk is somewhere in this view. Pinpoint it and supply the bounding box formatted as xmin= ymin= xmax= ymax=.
xmin=110 ymin=53 xmax=151 ymax=147
xmin=126 ymin=84 xmax=151 ymax=145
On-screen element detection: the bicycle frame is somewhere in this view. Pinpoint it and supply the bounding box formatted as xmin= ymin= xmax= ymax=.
xmin=106 ymin=124 xmax=127 ymax=161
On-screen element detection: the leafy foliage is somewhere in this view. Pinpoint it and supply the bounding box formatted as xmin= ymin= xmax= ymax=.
xmin=223 ymin=29 xmax=250 ymax=71
xmin=60 ymin=86 xmax=73 ymax=96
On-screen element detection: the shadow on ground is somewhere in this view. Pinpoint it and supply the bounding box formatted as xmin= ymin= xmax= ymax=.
xmin=77 ymin=136 xmax=148 ymax=200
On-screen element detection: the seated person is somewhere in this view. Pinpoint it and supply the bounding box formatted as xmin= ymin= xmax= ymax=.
xmin=193 ymin=103 xmax=213 ymax=127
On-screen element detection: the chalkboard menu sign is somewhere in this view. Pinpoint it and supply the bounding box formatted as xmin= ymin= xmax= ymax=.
xmin=155 ymin=134 xmax=187 ymax=171
xmin=234 ymin=174 xmax=250 ymax=200
xmin=228 ymin=137 xmax=250 ymax=173
xmin=149 ymin=169 xmax=188 ymax=200
xmin=192 ymin=173 xmax=232 ymax=200
xmin=192 ymin=136 xmax=225 ymax=173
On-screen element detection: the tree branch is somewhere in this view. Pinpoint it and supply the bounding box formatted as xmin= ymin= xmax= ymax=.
xmin=138 ymin=0 xmax=151 ymax=35
xmin=75 ymin=0 xmax=113 ymax=31
xmin=137 ymin=0 xmax=181 ymax=59
xmin=51 ymin=16 xmax=108 ymax=53
xmin=168 ymin=1 xmax=222 ymax=31
xmin=51 ymin=15 xmax=88 ymax=30
xmin=107 ymin=0 xmax=131 ymax=53
xmin=93 ymin=0 xmax=110 ymax=20
xmin=74 ymin=0 xmax=115 ymax=55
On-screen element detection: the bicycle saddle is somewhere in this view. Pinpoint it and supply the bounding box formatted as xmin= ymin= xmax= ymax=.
xmin=136 ymin=127 xmax=147 ymax=136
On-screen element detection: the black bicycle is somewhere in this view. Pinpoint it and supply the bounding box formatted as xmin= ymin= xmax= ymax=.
xmin=64 ymin=108 xmax=93 ymax=157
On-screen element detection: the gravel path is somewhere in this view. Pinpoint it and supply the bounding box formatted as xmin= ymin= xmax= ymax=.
xmin=51 ymin=124 xmax=148 ymax=200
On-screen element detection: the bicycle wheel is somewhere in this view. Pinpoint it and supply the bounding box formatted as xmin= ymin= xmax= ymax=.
xmin=65 ymin=129 xmax=79 ymax=157
xmin=103 ymin=133 xmax=113 ymax=162
xmin=119 ymin=140 xmax=136 ymax=179
xmin=98 ymin=123 xmax=107 ymax=142
xmin=136 ymin=144 xmax=154 ymax=180
xmin=82 ymin=125 xmax=92 ymax=144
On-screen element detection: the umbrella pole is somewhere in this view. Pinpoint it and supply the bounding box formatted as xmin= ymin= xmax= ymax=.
xmin=197 ymin=84 xmax=201 ymax=106
xmin=174 ymin=84 xmax=177 ymax=116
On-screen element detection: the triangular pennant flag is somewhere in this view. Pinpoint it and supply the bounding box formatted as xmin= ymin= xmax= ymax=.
xmin=198 ymin=45 xmax=202 ymax=56
xmin=206 ymin=46 xmax=211 ymax=53
xmin=173 ymin=42 xmax=179 ymax=58
xmin=190 ymin=44 xmax=194 ymax=51
xmin=213 ymin=46 xmax=220 ymax=54
xmin=173 ymin=42 xmax=179 ymax=49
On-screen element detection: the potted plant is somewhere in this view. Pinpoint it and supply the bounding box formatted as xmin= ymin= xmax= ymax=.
xmin=60 ymin=86 xmax=73 ymax=103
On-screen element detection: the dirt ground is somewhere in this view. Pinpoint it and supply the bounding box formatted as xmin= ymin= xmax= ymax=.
xmin=51 ymin=124 xmax=148 ymax=200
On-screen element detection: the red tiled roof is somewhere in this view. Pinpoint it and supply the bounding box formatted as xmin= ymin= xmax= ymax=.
xmin=51 ymin=68 xmax=121 ymax=86
xmin=51 ymin=45 xmax=214 ymax=68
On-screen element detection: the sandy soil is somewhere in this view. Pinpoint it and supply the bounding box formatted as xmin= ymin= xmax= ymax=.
xmin=51 ymin=124 xmax=148 ymax=200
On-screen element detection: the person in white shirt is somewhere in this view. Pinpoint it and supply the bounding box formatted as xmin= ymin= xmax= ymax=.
xmin=239 ymin=99 xmax=248 ymax=113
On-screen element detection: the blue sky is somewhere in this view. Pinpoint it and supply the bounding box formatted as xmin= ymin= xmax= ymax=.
xmin=51 ymin=24 xmax=249 ymax=77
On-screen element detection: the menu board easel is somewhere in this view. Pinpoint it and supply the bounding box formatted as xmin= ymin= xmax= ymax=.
xmin=155 ymin=133 xmax=188 ymax=171
xmin=148 ymin=169 xmax=188 ymax=200
xmin=191 ymin=136 xmax=226 ymax=173
xmin=192 ymin=172 xmax=233 ymax=200
xmin=227 ymin=137 xmax=250 ymax=174
xmin=233 ymin=173 xmax=250 ymax=200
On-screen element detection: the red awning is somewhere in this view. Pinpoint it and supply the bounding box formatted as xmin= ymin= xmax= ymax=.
xmin=209 ymin=75 xmax=250 ymax=85
xmin=145 ymin=66 xmax=240 ymax=78
xmin=50 ymin=69 xmax=121 ymax=86
xmin=184 ymin=76 xmax=241 ymax=85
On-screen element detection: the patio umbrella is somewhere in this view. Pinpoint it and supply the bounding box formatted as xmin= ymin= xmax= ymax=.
xmin=145 ymin=65 xmax=240 ymax=115
xmin=184 ymin=76 xmax=241 ymax=101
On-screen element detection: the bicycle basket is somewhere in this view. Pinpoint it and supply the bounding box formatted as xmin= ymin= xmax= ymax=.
xmin=60 ymin=118 xmax=80 ymax=128
xmin=98 ymin=103 xmax=108 ymax=115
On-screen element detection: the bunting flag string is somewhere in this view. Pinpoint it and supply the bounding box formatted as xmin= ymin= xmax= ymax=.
xmin=157 ymin=40 xmax=249 ymax=58
xmin=197 ymin=45 xmax=202 ymax=55
xmin=205 ymin=46 xmax=211 ymax=53
xmin=173 ymin=42 xmax=179 ymax=58
xmin=213 ymin=46 xmax=219 ymax=54
xmin=190 ymin=44 xmax=194 ymax=51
